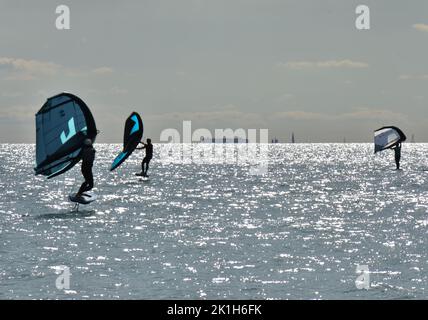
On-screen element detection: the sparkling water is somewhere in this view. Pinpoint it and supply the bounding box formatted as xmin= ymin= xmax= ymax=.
xmin=0 ymin=144 xmax=426 ymax=299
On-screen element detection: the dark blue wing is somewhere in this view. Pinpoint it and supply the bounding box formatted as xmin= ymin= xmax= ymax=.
xmin=110 ymin=112 xmax=143 ymax=171
xmin=34 ymin=93 xmax=97 ymax=179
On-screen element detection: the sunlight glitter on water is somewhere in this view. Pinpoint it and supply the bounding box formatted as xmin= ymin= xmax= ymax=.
xmin=0 ymin=143 xmax=427 ymax=299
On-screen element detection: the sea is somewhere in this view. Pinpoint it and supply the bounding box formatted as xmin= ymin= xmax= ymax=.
xmin=0 ymin=143 xmax=426 ymax=299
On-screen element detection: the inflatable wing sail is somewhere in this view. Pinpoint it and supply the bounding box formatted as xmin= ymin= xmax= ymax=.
xmin=34 ymin=93 xmax=97 ymax=179
xmin=110 ymin=112 xmax=143 ymax=171
xmin=374 ymin=126 xmax=406 ymax=153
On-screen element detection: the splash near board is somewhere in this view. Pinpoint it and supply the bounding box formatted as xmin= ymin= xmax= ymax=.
xmin=69 ymin=192 xmax=98 ymax=205
xmin=110 ymin=112 xmax=144 ymax=171
xmin=34 ymin=93 xmax=98 ymax=179
xmin=374 ymin=126 xmax=406 ymax=154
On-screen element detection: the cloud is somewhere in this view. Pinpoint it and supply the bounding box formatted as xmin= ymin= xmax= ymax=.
xmin=272 ymin=108 xmax=407 ymax=122
xmin=65 ymin=66 xmax=114 ymax=77
xmin=340 ymin=108 xmax=407 ymax=121
xmin=86 ymin=87 xmax=129 ymax=95
xmin=211 ymin=104 xmax=241 ymax=111
xmin=0 ymin=57 xmax=60 ymax=78
xmin=399 ymin=74 xmax=428 ymax=80
xmin=413 ymin=24 xmax=428 ymax=32
xmin=3 ymin=73 xmax=36 ymax=81
xmin=278 ymin=59 xmax=369 ymax=70
xmin=0 ymin=91 xmax=23 ymax=98
xmin=127 ymin=106 xmax=408 ymax=130
xmin=145 ymin=106 xmax=264 ymax=127
xmin=274 ymin=93 xmax=295 ymax=103
xmin=272 ymin=111 xmax=328 ymax=120
xmin=92 ymin=67 xmax=114 ymax=75
xmin=0 ymin=105 xmax=35 ymax=120
xmin=0 ymin=56 xmax=114 ymax=80
xmin=110 ymin=87 xmax=128 ymax=95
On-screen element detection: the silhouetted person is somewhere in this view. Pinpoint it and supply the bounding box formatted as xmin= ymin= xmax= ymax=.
xmin=136 ymin=138 xmax=153 ymax=177
xmin=76 ymin=138 xmax=96 ymax=197
xmin=394 ymin=142 xmax=401 ymax=170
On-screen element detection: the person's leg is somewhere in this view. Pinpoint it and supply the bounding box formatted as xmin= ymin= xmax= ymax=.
xmin=142 ymin=157 xmax=148 ymax=176
xmin=84 ymin=171 xmax=94 ymax=194
xmin=144 ymin=159 xmax=150 ymax=176
xmin=140 ymin=157 xmax=147 ymax=175
xmin=77 ymin=171 xmax=94 ymax=196
xmin=77 ymin=182 xmax=89 ymax=196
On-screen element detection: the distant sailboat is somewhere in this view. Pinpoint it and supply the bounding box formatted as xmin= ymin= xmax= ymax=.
xmin=291 ymin=132 xmax=295 ymax=143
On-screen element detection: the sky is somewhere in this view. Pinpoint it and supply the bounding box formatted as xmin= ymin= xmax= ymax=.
xmin=1 ymin=0 xmax=428 ymax=143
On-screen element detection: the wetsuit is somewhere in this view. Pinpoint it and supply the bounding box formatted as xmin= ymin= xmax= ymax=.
xmin=394 ymin=143 xmax=401 ymax=170
xmin=141 ymin=143 xmax=153 ymax=176
xmin=77 ymin=146 xmax=96 ymax=196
